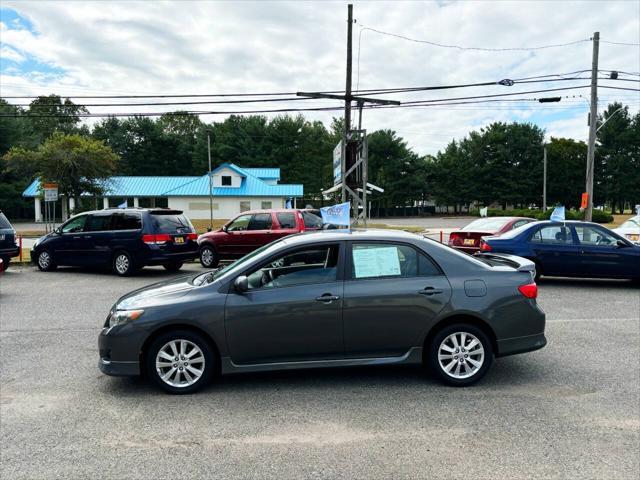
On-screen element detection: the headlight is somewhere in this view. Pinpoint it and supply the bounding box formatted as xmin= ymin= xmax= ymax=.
xmin=108 ymin=309 xmax=144 ymax=329
xmin=33 ymin=238 xmax=40 ymax=248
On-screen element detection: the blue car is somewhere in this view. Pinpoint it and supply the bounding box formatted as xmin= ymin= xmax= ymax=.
xmin=479 ymin=220 xmax=640 ymax=281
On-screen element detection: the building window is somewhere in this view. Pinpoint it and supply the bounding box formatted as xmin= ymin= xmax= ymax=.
xmin=221 ymin=175 xmax=232 ymax=186
xmin=261 ymin=201 xmax=272 ymax=209
xmin=240 ymin=201 xmax=251 ymax=212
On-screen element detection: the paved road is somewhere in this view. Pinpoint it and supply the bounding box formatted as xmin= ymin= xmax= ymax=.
xmin=1 ymin=265 xmax=638 ymax=479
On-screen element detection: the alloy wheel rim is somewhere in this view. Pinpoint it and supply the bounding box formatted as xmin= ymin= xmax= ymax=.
xmin=438 ymin=332 xmax=485 ymax=379
xmin=115 ymin=255 xmax=129 ymax=274
xmin=156 ymin=339 xmax=205 ymax=388
xmin=39 ymin=252 xmax=50 ymax=269
xmin=202 ymin=248 xmax=213 ymax=266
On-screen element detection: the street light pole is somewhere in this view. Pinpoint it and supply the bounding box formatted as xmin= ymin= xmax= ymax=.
xmin=207 ymin=129 xmax=213 ymax=231
xmin=543 ymin=145 xmax=547 ymax=211
xmin=584 ymin=31 xmax=599 ymax=222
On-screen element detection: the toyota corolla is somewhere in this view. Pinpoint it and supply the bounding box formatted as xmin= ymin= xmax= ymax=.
xmin=99 ymin=229 xmax=546 ymax=393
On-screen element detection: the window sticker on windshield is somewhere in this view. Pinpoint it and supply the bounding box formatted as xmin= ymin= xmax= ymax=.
xmin=353 ymin=246 xmax=401 ymax=278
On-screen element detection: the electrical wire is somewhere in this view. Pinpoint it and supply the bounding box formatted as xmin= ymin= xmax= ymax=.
xmin=600 ymin=40 xmax=640 ymax=46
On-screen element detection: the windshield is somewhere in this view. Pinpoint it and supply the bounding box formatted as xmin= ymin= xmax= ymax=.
xmin=619 ymin=216 xmax=640 ymax=229
xmin=192 ymin=241 xmax=282 ymax=285
xmin=461 ymin=217 xmax=511 ymax=231
xmin=152 ymin=212 xmax=193 ymax=233
xmin=0 ymin=212 xmax=12 ymax=229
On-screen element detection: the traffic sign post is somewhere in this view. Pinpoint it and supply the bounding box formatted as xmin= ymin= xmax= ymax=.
xmin=42 ymin=183 xmax=59 ymax=232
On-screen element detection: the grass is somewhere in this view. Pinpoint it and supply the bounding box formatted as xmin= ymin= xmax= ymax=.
xmin=191 ymin=219 xmax=229 ymax=234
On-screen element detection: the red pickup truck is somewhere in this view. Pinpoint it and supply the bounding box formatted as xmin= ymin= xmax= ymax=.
xmin=197 ymin=209 xmax=323 ymax=268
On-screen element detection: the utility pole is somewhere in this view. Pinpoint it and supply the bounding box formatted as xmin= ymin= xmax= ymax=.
xmin=207 ymin=129 xmax=214 ymax=231
xmin=585 ymin=31 xmax=599 ymax=222
xmin=543 ymin=145 xmax=547 ymax=211
xmin=296 ymin=3 xmax=399 ymax=225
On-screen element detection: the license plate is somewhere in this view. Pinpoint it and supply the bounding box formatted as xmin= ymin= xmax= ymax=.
xmin=463 ymin=238 xmax=476 ymax=246
xmin=629 ymin=234 xmax=639 ymax=241
xmin=174 ymin=236 xmax=184 ymax=244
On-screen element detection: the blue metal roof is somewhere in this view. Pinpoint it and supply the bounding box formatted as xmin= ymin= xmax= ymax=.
xmin=22 ymin=164 xmax=302 ymax=198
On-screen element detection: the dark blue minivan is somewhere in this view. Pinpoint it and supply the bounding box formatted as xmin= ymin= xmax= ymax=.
xmin=31 ymin=208 xmax=199 ymax=276
xmin=0 ymin=211 xmax=20 ymax=271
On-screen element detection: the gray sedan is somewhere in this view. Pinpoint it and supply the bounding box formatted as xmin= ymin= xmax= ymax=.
xmin=99 ymin=229 xmax=546 ymax=393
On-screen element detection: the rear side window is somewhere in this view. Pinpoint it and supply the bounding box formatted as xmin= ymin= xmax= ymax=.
xmin=276 ymin=212 xmax=296 ymax=229
xmin=351 ymin=243 xmax=441 ymax=279
xmin=530 ymin=226 xmax=573 ymax=244
xmin=85 ymin=214 xmax=113 ymax=232
xmin=0 ymin=212 xmax=12 ymax=229
xmin=114 ymin=212 xmax=142 ymax=230
xmin=248 ymin=213 xmax=272 ymax=230
xmin=302 ymin=211 xmax=323 ymax=228
xmin=152 ymin=213 xmax=193 ymax=233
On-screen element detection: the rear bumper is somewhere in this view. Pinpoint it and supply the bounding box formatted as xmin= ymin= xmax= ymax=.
xmin=0 ymin=246 xmax=20 ymax=258
xmin=145 ymin=250 xmax=199 ymax=265
xmin=497 ymin=333 xmax=547 ymax=357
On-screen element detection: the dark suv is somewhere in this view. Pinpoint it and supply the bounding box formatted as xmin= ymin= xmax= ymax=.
xmin=0 ymin=211 xmax=20 ymax=271
xmin=31 ymin=208 xmax=198 ymax=276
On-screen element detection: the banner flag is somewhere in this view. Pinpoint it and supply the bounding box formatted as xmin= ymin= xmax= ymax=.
xmin=479 ymin=207 xmax=488 ymax=217
xmin=320 ymin=202 xmax=351 ymax=226
xmin=118 ymin=201 xmax=128 ymax=209
xmin=550 ymin=205 xmax=565 ymax=222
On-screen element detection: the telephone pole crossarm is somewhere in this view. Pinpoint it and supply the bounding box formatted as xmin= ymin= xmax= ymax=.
xmin=296 ymin=91 xmax=400 ymax=106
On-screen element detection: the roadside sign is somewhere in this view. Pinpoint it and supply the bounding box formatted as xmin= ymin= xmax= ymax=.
xmin=580 ymin=192 xmax=589 ymax=209
xmin=332 ymin=140 xmax=343 ymax=186
xmin=43 ymin=183 xmax=59 ymax=202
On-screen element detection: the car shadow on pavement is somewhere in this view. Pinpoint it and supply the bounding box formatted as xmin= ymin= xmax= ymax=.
xmin=26 ymin=265 xmax=199 ymax=278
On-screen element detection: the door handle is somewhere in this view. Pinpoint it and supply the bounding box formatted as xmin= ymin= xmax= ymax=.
xmin=315 ymin=294 xmax=340 ymax=303
xmin=73 ymin=235 xmax=91 ymax=239
xmin=419 ymin=287 xmax=443 ymax=296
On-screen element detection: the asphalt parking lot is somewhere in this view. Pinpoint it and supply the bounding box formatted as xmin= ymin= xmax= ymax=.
xmin=1 ymin=265 xmax=638 ymax=479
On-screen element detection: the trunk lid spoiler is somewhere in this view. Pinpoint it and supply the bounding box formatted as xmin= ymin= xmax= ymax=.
xmin=474 ymin=253 xmax=535 ymax=273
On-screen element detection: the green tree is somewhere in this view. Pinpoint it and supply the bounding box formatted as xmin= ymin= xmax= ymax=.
xmin=25 ymin=95 xmax=89 ymax=145
xmin=3 ymin=133 xmax=118 ymax=206
xmin=545 ymin=137 xmax=587 ymax=209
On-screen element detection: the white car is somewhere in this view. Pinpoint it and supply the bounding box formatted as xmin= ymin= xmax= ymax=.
xmin=613 ymin=215 xmax=640 ymax=244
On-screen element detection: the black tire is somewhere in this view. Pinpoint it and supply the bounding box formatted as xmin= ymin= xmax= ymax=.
xmin=112 ymin=250 xmax=136 ymax=276
xmin=199 ymin=244 xmax=219 ymax=268
xmin=428 ymin=323 xmax=493 ymax=387
xmin=163 ymin=261 xmax=184 ymax=272
xmin=145 ymin=329 xmax=215 ymax=394
xmin=0 ymin=256 xmax=8 ymax=272
xmin=533 ymin=262 xmax=542 ymax=282
xmin=36 ymin=249 xmax=57 ymax=272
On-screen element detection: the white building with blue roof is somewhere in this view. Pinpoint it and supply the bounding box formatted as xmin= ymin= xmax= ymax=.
xmin=22 ymin=163 xmax=303 ymax=222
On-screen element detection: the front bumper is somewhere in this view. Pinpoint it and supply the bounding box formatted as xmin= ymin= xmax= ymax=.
xmin=496 ymin=333 xmax=547 ymax=357
xmin=99 ymin=357 xmax=140 ymax=376
xmin=98 ymin=326 xmax=146 ymax=377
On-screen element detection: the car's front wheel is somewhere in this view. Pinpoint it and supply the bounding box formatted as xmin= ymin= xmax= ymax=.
xmin=428 ymin=323 xmax=493 ymax=386
xmin=36 ymin=249 xmax=57 ymax=272
xmin=146 ymin=330 xmax=214 ymax=394
xmin=199 ymin=245 xmax=219 ymax=268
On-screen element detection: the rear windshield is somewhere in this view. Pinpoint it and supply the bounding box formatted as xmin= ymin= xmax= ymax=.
xmin=461 ymin=218 xmax=511 ymax=231
xmin=151 ymin=212 xmax=194 ymax=233
xmin=0 ymin=212 xmax=11 ymax=229
xmin=302 ymin=211 xmax=323 ymax=228
xmin=620 ymin=216 xmax=640 ymax=229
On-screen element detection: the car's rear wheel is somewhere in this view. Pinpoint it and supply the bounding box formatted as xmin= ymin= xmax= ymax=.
xmin=146 ymin=330 xmax=214 ymax=394
xmin=199 ymin=245 xmax=219 ymax=268
xmin=36 ymin=249 xmax=57 ymax=272
xmin=112 ymin=251 xmax=136 ymax=276
xmin=0 ymin=256 xmax=9 ymax=271
xmin=428 ymin=323 xmax=493 ymax=387
xmin=163 ymin=261 xmax=183 ymax=272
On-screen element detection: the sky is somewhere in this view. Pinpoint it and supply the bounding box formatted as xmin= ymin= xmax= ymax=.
xmin=1 ymin=0 xmax=639 ymax=156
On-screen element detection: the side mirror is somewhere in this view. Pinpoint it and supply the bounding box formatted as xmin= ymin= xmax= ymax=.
xmin=234 ymin=275 xmax=248 ymax=293
xmin=222 ymin=224 xmax=229 ymax=233
xmin=616 ymin=239 xmax=629 ymax=248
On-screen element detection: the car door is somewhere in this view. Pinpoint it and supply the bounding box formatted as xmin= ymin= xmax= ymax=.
xmin=218 ymin=214 xmax=254 ymax=256
xmin=245 ymin=213 xmax=275 ymax=251
xmin=54 ymin=214 xmax=89 ymax=265
xmin=83 ymin=212 xmax=115 ymax=266
xmin=224 ymin=242 xmax=344 ymax=364
xmin=574 ymin=224 xmax=631 ymax=278
xmin=528 ymin=224 xmax=581 ymax=276
xmin=273 ymin=211 xmax=299 ymax=241
xmin=342 ymin=241 xmax=452 ymax=358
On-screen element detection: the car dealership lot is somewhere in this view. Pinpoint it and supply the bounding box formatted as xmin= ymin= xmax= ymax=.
xmin=1 ymin=266 xmax=639 ymax=479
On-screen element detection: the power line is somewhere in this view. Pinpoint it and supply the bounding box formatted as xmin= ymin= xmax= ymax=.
xmin=358 ymin=24 xmax=592 ymax=51
xmin=600 ymin=40 xmax=640 ymax=46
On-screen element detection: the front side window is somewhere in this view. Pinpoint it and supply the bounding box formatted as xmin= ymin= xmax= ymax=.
xmin=248 ymin=213 xmax=272 ymax=230
xmin=530 ymin=226 xmax=573 ymax=244
xmin=62 ymin=215 xmax=87 ymax=233
xmin=221 ymin=175 xmax=232 ymax=186
xmin=276 ymin=212 xmax=296 ymax=229
xmin=350 ymin=243 xmax=437 ymax=279
xmin=227 ymin=214 xmax=252 ymax=232
xmin=246 ymin=244 xmax=339 ymax=289
xmin=114 ymin=212 xmax=142 ymax=230
xmin=575 ymin=226 xmax=617 ymax=246
xmin=85 ymin=214 xmax=113 ymax=232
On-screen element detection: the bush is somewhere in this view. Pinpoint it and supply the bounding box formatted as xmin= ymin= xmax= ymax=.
xmin=469 ymin=208 xmax=613 ymax=223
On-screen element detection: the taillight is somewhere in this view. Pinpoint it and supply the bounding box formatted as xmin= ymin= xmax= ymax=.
xmin=448 ymin=233 xmax=460 ymax=245
xmin=518 ymin=282 xmax=538 ymax=299
xmin=142 ymin=234 xmax=171 ymax=244
xmin=480 ymin=241 xmax=492 ymax=251
xmin=186 ymin=233 xmax=198 ymax=241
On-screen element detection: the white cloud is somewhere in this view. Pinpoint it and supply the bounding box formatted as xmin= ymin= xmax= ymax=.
xmin=1 ymin=0 xmax=638 ymax=155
